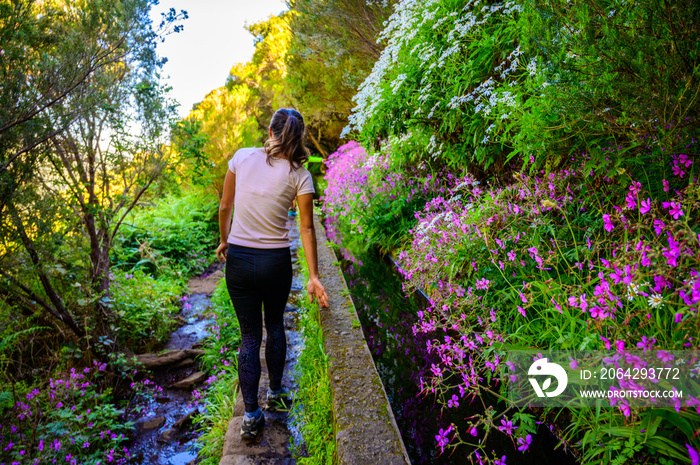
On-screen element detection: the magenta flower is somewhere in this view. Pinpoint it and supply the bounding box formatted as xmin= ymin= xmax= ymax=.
xmin=639 ymin=198 xmax=651 ymax=214
xmin=653 ymin=219 xmax=666 ymax=236
xmin=517 ymin=434 xmax=532 ymax=452
xmin=662 ymin=201 xmax=684 ymax=220
xmin=435 ymin=425 xmax=453 ymax=453
xmin=686 ymin=444 xmax=699 ymax=465
xmin=603 ymin=214 xmax=614 ymax=232
xmin=498 ymin=418 xmax=517 ymax=435
xmin=636 ymin=336 xmax=656 ymax=352
xmin=663 ymin=179 xmax=670 ymax=192
xmin=447 ymin=394 xmax=460 ymax=408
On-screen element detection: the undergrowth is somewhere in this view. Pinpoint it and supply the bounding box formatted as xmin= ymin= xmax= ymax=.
xmin=193 ymin=277 xmax=241 ymax=465
xmin=291 ymin=229 xmax=337 ymax=464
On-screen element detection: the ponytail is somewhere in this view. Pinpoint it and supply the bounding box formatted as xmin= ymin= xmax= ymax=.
xmin=264 ymin=108 xmax=310 ymax=171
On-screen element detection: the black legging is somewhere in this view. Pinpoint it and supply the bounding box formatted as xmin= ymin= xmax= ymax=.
xmin=225 ymin=243 xmax=292 ymax=413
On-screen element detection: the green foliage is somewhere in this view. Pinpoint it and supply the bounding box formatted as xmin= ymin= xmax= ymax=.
xmin=193 ymin=277 xmax=241 ymax=465
xmin=111 ymin=189 xmax=218 ymax=278
xmin=521 ymin=0 xmax=700 ymax=176
xmin=109 ymin=270 xmax=186 ymax=352
xmin=285 ymin=0 xmax=394 ymax=154
xmin=0 ymin=0 xmax=189 ymax=347
xmin=290 ymin=241 xmax=336 ymax=464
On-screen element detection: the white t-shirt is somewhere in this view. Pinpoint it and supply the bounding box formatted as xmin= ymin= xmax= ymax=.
xmin=227 ymin=147 xmax=315 ymax=248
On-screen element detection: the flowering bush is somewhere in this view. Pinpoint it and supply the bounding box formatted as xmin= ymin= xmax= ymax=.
xmin=0 ymin=363 xmax=132 ymax=464
xmin=323 ymin=140 xmax=467 ymax=253
xmin=328 ymin=0 xmax=700 ymax=461
xmin=326 ymin=144 xmax=700 ymax=463
xmin=343 ymin=0 xmax=545 ymax=174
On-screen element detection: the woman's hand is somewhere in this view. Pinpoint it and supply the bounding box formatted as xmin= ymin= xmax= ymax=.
xmin=216 ymin=242 xmax=228 ymax=262
xmin=307 ymin=276 xmax=329 ymax=308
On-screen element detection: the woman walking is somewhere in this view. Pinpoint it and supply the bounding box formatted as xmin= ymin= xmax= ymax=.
xmin=216 ymin=108 xmax=329 ymax=439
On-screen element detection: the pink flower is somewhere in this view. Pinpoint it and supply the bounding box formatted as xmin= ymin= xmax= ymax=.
xmin=629 ymin=181 xmax=641 ymax=195
xmin=653 ymin=219 xmax=665 ymax=236
xmin=517 ymin=306 xmax=526 ymax=317
xmin=662 ymin=201 xmax=684 ymax=220
xmin=639 ymin=198 xmax=651 ymax=214
xmin=447 ymin=394 xmax=460 ymax=408
xmin=603 ymin=214 xmax=614 ymax=232
xmin=517 ymin=434 xmax=532 ymax=452
xmin=686 ymin=444 xmax=699 ymax=465
xmin=636 ymin=336 xmax=656 ymax=352
xmin=498 ymin=418 xmax=517 ymax=435
xmin=663 ymin=179 xmax=670 ymax=192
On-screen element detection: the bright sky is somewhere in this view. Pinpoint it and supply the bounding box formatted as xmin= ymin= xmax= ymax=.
xmin=150 ymin=0 xmax=288 ymax=118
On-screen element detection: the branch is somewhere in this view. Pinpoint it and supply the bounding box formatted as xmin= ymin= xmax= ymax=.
xmin=111 ymin=160 xmax=163 ymax=243
xmin=6 ymin=202 xmax=85 ymax=338
xmin=0 ymin=270 xmax=65 ymax=324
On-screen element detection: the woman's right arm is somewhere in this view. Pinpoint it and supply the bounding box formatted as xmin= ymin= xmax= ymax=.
xmin=217 ymin=169 xmax=236 ymax=262
xmin=297 ymin=193 xmax=329 ymax=307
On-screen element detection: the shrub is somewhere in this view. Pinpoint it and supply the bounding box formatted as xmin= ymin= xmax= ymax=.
xmin=109 ymin=270 xmax=186 ymax=353
xmin=111 ymin=190 xmax=218 ymax=278
xmin=0 ymin=363 xmax=131 ymax=464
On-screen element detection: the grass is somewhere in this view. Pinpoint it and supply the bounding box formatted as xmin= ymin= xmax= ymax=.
xmin=193 ymin=277 xmax=242 ymax=465
xmin=291 ymin=220 xmax=337 ymax=464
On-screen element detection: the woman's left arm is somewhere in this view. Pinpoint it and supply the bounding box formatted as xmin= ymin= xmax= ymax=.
xmin=217 ymin=169 xmax=236 ymax=261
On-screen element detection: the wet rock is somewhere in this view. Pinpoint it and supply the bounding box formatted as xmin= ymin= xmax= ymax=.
xmin=221 ymin=416 xmax=291 ymax=458
xmin=136 ymin=349 xmax=204 ymax=369
xmin=158 ymin=427 xmax=178 ymax=443
xmin=140 ymin=416 xmax=166 ymax=430
xmin=172 ymin=371 xmax=206 ymax=389
xmin=173 ymin=409 xmax=198 ymax=428
xmin=173 ymin=357 xmax=195 ymax=368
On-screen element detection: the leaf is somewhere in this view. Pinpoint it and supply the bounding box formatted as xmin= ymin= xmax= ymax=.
xmin=542 ymin=377 xmax=552 ymax=390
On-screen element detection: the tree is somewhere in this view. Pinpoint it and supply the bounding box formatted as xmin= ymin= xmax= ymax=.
xmin=186 ymin=13 xmax=294 ymax=194
xmin=285 ymin=0 xmax=394 ymax=154
xmin=0 ymin=0 xmax=185 ymax=355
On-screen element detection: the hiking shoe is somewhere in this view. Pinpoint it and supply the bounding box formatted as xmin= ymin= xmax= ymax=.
xmin=240 ymin=410 xmax=265 ymax=439
xmin=266 ymin=387 xmax=290 ymax=412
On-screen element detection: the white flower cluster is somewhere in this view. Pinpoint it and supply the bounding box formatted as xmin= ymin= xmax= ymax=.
xmin=390 ymin=73 xmax=408 ymax=92
xmin=426 ymin=134 xmax=445 ymax=158
xmin=342 ymin=0 xmax=532 ymax=140
xmin=342 ymin=0 xmax=438 ymax=137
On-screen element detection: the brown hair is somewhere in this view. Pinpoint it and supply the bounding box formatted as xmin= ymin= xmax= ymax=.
xmin=264 ymin=108 xmax=309 ymax=171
